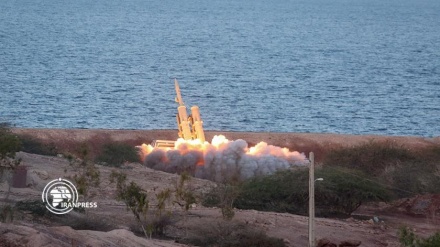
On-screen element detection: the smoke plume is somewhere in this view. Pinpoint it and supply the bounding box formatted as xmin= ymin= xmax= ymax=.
xmin=140 ymin=135 xmax=307 ymax=182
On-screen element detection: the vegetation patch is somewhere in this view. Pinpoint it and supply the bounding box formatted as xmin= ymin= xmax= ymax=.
xmin=202 ymin=184 xmax=240 ymax=220
xmin=0 ymin=204 xmax=14 ymax=223
xmin=180 ymin=220 xmax=286 ymax=247
xmin=14 ymin=200 xmax=48 ymax=217
xmin=323 ymin=141 xmax=415 ymax=175
xmin=66 ymin=143 xmax=100 ymax=201
xmin=399 ymin=226 xmax=440 ymax=247
xmin=18 ymin=134 xmax=58 ymax=156
xmin=233 ymin=167 xmax=390 ymax=217
xmin=62 ymin=214 xmax=117 ymax=231
xmin=96 ymin=142 xmax=140 ymax=167
xmin=0 ymin=123 xmax=21 ymax=202
xmin=0 ymin=123 xmax=21 ymax=171
xmin=323 ymin=141 xmax=440 ymax=198
xmin=110 ymin=171 xmax=195 ymax=238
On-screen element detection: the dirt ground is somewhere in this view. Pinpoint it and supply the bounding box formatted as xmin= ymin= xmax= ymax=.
xmin=1 ymin=129 xmax=439 ymax=246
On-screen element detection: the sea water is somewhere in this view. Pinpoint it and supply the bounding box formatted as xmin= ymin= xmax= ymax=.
xmin=1 ymin=0 xmax=439 ymax=137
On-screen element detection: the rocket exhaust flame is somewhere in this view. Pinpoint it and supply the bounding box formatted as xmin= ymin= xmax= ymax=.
xmin=140 ymin=80 xmax=305 ymax=181
xmin=139 ymin=135 xmax=307 ymax=181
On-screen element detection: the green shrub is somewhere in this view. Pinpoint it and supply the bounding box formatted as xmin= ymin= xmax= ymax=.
xmin=0 ymin=204 xmax=14 ymax=223
xmin=96 ymin=142 xmax=139 ymax=167
xmin=234 ymin=167 xmax=390 ymax=217
xmin=0 ymin=123 xmax=21 ymax=201
xmin=0 ymin=123 xmax=21 ymax=171
xmin=110 ymin=171 xmax=196 ymax=239
xmin=202 ymin=184 xmax=240 ymax=220
xmin=18 ymin=135 xmax=58 ymax=156
xmin=392 ymin=161 xmax=440 ymax=198
xmin=315 ymin=166 xmax=391 ymax=216
xmin=68 ymin=143 xmax=100 ymax=200
xmin=234 ymin=169 xmax=309 ymax=214
xmin=399 ymin=226 xmax=440 ymax=247
xmin=110 ymin=170 xmax=151 ymax=237
xmin=14 ymin=200 xmax=47 ymax=217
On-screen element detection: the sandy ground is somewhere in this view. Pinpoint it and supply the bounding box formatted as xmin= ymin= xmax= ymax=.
xmin=1 ymin=129 xmax=439 ymax=246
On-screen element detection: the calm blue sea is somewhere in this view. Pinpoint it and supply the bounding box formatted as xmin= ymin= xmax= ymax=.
xmin=1 ymin=0 xmax=439 ymax=137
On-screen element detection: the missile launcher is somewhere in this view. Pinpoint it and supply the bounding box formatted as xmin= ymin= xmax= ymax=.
xmin=151 ymin=79 xmax=206 ymax=148
xmin=174 ymin=79 xmax=205 ymax=143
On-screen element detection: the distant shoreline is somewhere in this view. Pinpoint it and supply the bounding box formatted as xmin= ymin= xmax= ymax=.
xmin=11 ymin=128 xmax=440 ymax=159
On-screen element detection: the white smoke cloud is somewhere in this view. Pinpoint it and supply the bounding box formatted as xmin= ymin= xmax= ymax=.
xmin=141 ymin=135 xmax=307 ymax=182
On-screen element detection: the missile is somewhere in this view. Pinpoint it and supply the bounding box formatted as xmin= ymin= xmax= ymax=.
xmin=174 ymin=79 xmax=192 ymax=140
xmin=175 ymin=79 xmax=184 ymax=106
xmin=191 ymin=106 xmax=205 ymax=143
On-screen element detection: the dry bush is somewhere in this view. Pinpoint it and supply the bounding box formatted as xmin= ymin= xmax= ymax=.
xmin=56 ymin=133 xmax=142 ymax=168
xmin=289 ymin=142 xmax=327 ymax=163
xmin=413 ymin=144 xmax=440 ymax=163
xmin=128 ymin=213 xmax=175 ymax=238
xmin=54 ymin=133 xmax=112 ymax=160
xmin=323 ymin=140 xmax=415 ymax=176
xmin=110 ymin=171 xmax=192 ymax=239
xmin=180 ymin=219 xmax=286 ymax=247
xmin=0 ymin=235 xmax=22 ymax=247
xmin=66 ymin=144 xmax=100 ymax=200
xmin=55 ymin=133 xmax=146 ymax=162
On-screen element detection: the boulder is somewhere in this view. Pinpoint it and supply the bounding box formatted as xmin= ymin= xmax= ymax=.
xmin=339 ymin=240 xmax=362 ymax=247
xmin=317 ymin=238 xmax=337 ymax=247
xmin=26 ymin=170 xmax=49 ymax=190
